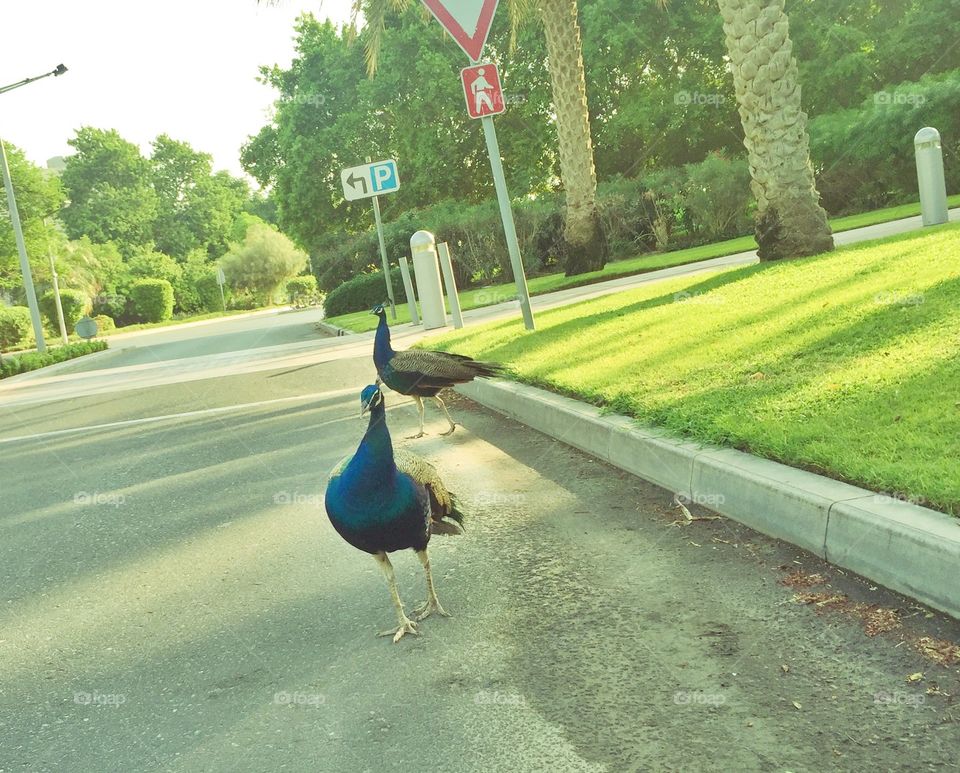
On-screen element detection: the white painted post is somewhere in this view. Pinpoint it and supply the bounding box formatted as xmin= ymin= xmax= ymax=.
xmin=398 ymin=256 xmax=420 ymax=325
xmin=437 ymin=242 xmax=463 ymax=329
xmin=410 ymin=231 xmax=447 ymax=330
xmin=914 ymin=127 xmax=949 ymax=226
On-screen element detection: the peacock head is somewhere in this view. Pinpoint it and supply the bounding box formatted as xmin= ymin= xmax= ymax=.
xmin=360 ymin=383 xmax=384 ymax=416
xmin=370 ymin=302 xmax=388 ymax=319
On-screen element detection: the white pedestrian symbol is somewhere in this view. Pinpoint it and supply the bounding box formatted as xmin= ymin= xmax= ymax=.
xmin=471 ymin=68 xmax=495 ymax=114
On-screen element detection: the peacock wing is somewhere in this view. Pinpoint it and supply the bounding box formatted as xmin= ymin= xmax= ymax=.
xmin=394 ymin=449 xmax=454 ymax=516
xmin=388 ymin=349 xmax=484 ymax=385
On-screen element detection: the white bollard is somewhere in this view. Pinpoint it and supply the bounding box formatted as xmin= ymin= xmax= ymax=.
xmin=914 ymin=127 xmax=949 ymax=226
xmin=398 ymin=256 xmax=420 ymax=326
xmin=410 ymin=231 xmax=447 ymax=330
xmin=437 ymin=242 xmax=464 ymax=329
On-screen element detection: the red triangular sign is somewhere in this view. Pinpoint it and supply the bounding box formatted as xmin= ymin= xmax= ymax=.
xmin=420 ymin=0 xmax=500 ymax=62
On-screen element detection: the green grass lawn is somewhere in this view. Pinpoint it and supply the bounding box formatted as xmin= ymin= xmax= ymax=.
xmin=327 ymin=196 xmax=960 ymax=333
xmin=426 ymin=222 xmax=960 ymax=516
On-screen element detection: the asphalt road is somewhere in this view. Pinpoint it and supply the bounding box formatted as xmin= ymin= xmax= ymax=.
xmin=1 ymin=312 xmax=959 ymax=772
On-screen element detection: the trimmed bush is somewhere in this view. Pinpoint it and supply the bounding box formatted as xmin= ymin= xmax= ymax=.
xmin=130 ymin=279 xmax=175 ymax=323
xmin=0 ymin=306 xmax=33 ymax=349
xmin=323 ymin=271 xmax=408 ymax=318
xmin=195 ymin=271 xmax=229 ymax=312
xmin=39 ymin=289 xmax=88 ymax=334
xmin=0 ymin=340 xmax=108 ymax=379
xmin=286 ymin=275 xmax=319 ymax=306
xmin=93 ymin=314 xmax=116 ymax=333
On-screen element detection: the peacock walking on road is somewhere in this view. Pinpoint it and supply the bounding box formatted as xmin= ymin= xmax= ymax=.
xmin=372 ymin=303 xmax=505 ymax=438
xmin=324 ymin=384 xmax=464 ymax=642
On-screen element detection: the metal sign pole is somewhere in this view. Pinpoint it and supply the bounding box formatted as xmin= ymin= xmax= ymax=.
xmin=479 ymin=114 xmax=534 ymax=330
xmin=371 ymin=195 xmax=397 ymax=320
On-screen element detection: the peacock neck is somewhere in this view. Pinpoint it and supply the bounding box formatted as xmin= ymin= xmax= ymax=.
xmin=373 ymin=315 xmax=394 ymax=370
xmin=355 ymin=402 xmax=394 ymax=473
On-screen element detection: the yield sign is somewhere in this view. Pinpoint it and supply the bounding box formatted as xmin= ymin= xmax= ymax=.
xmin=420 ymin=0 xmax=500 ymax=62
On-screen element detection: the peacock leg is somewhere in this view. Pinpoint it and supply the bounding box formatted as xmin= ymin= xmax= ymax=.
xmin=373 ymin=552 xmax=418 ymax=642
xmin=406 ymin=396 xmax=426 ymax=439
xmin=434 ymin=395 xmax=457 ymax=436
xmin=413 ymin=548 xmax=450 ymax=621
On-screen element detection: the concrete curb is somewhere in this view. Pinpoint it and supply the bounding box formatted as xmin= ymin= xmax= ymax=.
xmin=456 ymin=379 xmax=960 ymax=620
xmin=315 ymin=321 xmax=353 ymax=337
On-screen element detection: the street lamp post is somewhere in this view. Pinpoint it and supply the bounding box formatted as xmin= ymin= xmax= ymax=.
xmin=0 ymin=64 xmax=68 ymax=353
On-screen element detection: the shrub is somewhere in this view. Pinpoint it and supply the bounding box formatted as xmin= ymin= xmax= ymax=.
xmin=683 ymin=153 xmax=754 ymax=240
xmin=39 ymin=289 xmax=88 ymax=333
xmin=130 ymin=279 xmax=174 ymax=322
xmin=0 ymin=306 xmax=33 ymax=349
xmin=93 ymin=314 xmax=116 ymax=333
xmin=323 ymin=270 xmax=408 ymax=318
xmin=196 ymin=271 xmax=229 ymax=312
xmin=0 ymin=340 xmax=108 ymax=379
xmin=286 ymin=275 xmax=319 ymax=306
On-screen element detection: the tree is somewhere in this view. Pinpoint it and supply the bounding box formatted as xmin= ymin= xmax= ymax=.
xmin=0 ymin=141 xmax=65 ymax=294
xmin=221 ymin=222 xmax=308 ymax=304
xmin=60 ymin=128 xmax=158 ymax=257
xmin=353 ymin=0 xmax=607 ymax=275
xmin=716 ymin=0 xmax=833 ymax=260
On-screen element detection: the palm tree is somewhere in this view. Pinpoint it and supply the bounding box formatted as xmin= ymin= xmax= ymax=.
xmin=356 ymin=0 xmax=605 ymax=275
xmin=716 ymin=0 xmax=834 ymax=260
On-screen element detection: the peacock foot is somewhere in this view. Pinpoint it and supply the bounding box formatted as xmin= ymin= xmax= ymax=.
xmin=413 ymin=598 xmax=451 ymax=622
xmin=406 ymin=431 xmax=426 ymax=439
xmin=439 ymin=424 xmax=457 ymax=436
xmin=377 ymin=616 xmax=419 ymax=643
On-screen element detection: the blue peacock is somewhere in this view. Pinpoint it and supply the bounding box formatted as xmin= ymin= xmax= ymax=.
xmin=372 ymin=303 xmax=505 ymax=437
xmin=324 ymin=384 xmax=465 ymax=642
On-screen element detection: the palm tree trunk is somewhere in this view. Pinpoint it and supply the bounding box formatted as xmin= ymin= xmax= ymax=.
xmin=537 ymin=0 xmax=606 ymax=275
xmin=717 ymin=0 xmax=833 ymax=260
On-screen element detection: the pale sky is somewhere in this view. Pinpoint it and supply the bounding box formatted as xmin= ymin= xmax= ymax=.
xmin=0 ymin=0 xmax=355 ymax=180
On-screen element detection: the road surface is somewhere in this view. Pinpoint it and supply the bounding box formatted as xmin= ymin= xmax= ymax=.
xmin=1 ymin=311 xmax=958 ymax=772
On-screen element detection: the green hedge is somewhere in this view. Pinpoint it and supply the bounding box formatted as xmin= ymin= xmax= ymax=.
xmin=0 ymin=306 xmax=33 ymax=349
xmin=93 ymin=314 xmax=116 ymax=333
xmin=130 ymin=279 xmax=175 ymax=323
xmin=0 ymin=340 xmax=108 ymax=379
xmin=286 ymin=275 xmax=319 ymax=305
xmin=39 ymin=289 xmax=88 ymax=334
xmin=323 ymin=270 xmax=408 ymax=318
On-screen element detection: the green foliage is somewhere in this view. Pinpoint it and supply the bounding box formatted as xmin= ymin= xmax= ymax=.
xmin=0 ymin=340 xmax=108 ymax=379
xmin=323 ymin=271 xmax=407 ymax=317
xmin=196 ymin=271 xmax=228 ymax=312
xmin=810 ymin=69 xmax=960 ymax=214
xmin=286 ymin=275 xmax=318 ymax=305
xmin=221 ymin=222 xmax=307 ymax=304
xmin=683 ymin=153 xmax=754 ymax=240
xmin=0 ymin=143 xmax=66 ymax=293
xmin=0 ymin=306 xmax=33 ymax=349
xmin=39 ymin=289 xmax=88 ymax=333
xmin=130 ymin=278 xmax=174 ymax=323
xmin=93 ymin=314 xmax=116 ymax=333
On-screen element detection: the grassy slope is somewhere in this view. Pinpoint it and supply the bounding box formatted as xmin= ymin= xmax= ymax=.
xmin=327 ymin=196 xmax=960 ymax=333
xmin=427 ymin=223 xmax=960 ymax=515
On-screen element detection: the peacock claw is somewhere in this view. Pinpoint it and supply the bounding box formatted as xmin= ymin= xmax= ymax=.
xmin=440 ymin=425 xmax=456 ymax=436
xmin=406 ymin=431 xmax=426 ymax=439
xmin=413 ymin=599 xmax=451 ymax=621
xmin=377 ymin=617 xmax=419 ymax=643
